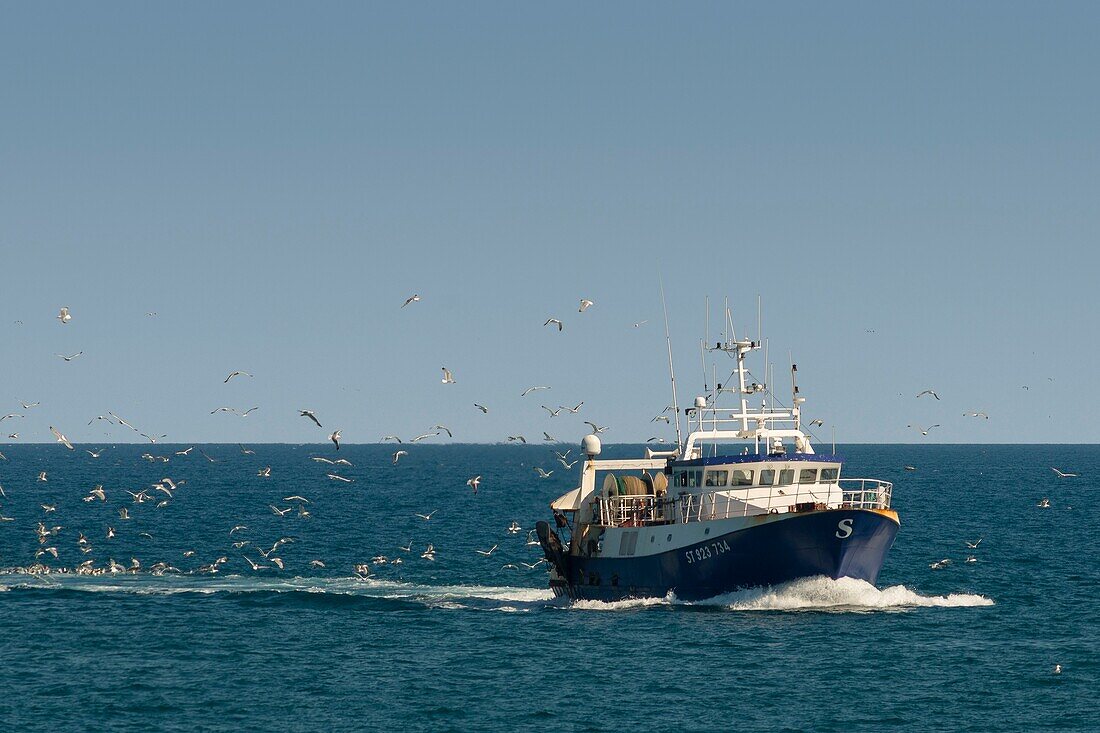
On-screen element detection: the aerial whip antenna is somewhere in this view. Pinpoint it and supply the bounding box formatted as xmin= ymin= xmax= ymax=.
xmin=660 ymin=277 xmax=683 ymax=450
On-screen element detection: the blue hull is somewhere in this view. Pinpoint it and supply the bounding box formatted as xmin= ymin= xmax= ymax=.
xmin=550 ymin=509 xmax=899 ymax=602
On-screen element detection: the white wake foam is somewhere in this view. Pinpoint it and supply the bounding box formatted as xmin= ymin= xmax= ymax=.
xmin=698 ymin=576 xmax=994 ymax=612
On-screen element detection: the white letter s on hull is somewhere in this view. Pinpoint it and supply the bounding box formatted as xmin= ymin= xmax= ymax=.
xmin=836 ymin=518 xmax=854 ymax=539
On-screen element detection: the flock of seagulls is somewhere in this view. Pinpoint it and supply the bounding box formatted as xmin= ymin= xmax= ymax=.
xmin=0 ymin=298 xmax=625 ymax=580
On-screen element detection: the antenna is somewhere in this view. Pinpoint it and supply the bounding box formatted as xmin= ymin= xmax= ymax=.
xmin=756 ymin=294 xmax=762 ymax=345
xmin=660 ymin=277 xmax=683 ymax=450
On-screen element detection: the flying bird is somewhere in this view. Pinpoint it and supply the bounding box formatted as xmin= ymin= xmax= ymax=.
xmin=534 ymin=467 xmax=553 ymax=478
xmin=578 ymin=299 xmax=594 ymax=312
xmin=85 ymin=448 xmax=105 ymax=458
xmin=965 ymin=538 xmax=983 ymax=549
xmin=584 ymin=421 xmax=609 ymax=434
xmin=916 ymin=389 xmax=940 ymax=400
xmin=410 ymin=432 xmax=439 ymax=443
xmin=299 ymin=410 xmax=323 ymax=428
xmin=507 ymin=435 xmax=527 ymax=444
xmin=907 ymin=424 xmax=940 ymax=436
xmin=475 ymin=545 xmax=498 ymax=556
xmin=1051 ymin=467 xmax=1078 ymax=478
xmin=441 ymin=367 xmax=456 ymax=384
xmin=521 ymin=386 xmax=550 ymax=397
xmin=466 ymin=475 xmax=480 ymax=493
xmin=56 ymin=351 xmax=83 ymax=361
xmin=433 ymin=425 xmax=453 ymax=438
xmin=633 ymin=320 xmax=648 ymax=328
xmin=329 ymin=430 xmax=341 ymax=450
xmin=224 ymin=371 xmax=253 ymax=383
xmin=544 ymin=318 xmax=563 ymax=331
xmin=57 ymin=307 xmax=72 ymax=324
xmin=562 ymin=402 xmax=584 ymax=413
xmin=963 ymin=412 xmax=989 ymax=419
xmin=50 ymin=426 xmax=74 ymax=450
xmin=474 ymin=404 xmax=489 ymax=413
xmin=401 ymin=294 xmax=421 ymax=308
xmin=414 ymin=510 xmax=437 ymax=521
xmin=19 ymin=400 xmax=40 ymax=409
xmin=808 ymin=419 xmax=825 ymax=427
xmin=541 ymin=406 xmax=562 ymax=417
xmin=543 ymin=432 xmax=557 ymax=442
xmin=327 ymin=473 xmax=353 ymax=483
xmin=392 ymin=450 xmax=408 ymax=465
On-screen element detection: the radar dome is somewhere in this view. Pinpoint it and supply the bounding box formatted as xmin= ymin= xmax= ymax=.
xmin=582 ymin=434 xmax=602 ymax=458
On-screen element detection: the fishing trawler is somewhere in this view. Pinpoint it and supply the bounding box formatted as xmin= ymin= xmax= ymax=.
xmin=536 ymin=310 xmax=899 ymax=602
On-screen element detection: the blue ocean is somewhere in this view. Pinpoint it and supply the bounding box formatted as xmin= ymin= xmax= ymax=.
xmin=1 ymin=443 xmax=1096 ymax=732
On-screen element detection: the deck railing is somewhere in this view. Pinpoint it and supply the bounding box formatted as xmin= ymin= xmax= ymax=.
xmin=594 ymin=477 xmax=892 ymax=527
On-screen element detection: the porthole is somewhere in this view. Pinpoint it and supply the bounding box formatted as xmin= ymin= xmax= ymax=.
xmin=667 ymin=534 xmax=672 ymax=542
xmin=650 ymin=536 xmax=655 ymax=543
xmin=705 ymin=527 xmax=711 ymax=535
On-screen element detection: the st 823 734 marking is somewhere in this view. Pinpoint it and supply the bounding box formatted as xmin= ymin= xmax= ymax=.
xmin=684 ymin=539 xmax=731 ymax=565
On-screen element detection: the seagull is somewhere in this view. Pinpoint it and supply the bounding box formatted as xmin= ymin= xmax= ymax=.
xmin=392 ymin=450 xmax=408 ymax=465
xmin=474 ymin=403 xmax=489 ymax=413
xmin=257 ymin=467 xmax=271 ymax=478
xmin=106 ymin=527 xmax=116 ymax=538
xmin=239 ymin=444 xmax=255 ymax=455
xmin=312 ymin=456 xmax=335 ymax=464
xmin=333 ymin=458 xmax=353 ymax=466
xmin=965 ymin=538 xmax=983 ymax=549
xmin=229 ymin=525 xmax=248 ymax=535
xmin=86 ymin=448 xmax=105 ymax=458
xmin=501 ymin=564 xmax=519 ymax=571
xmin=327 ymin=473 xmax=354 ymax=482
xmin=310 ymin=560 xmax=326 ymax=568
xmin=907 ymin=424 xmax=940 ymax=436
xmin=118 ymin=508 xmax=131 ymax=520
xmin=544 ymin=318 xmax=563 ymax=331
xmin=56 ymin=351 xmax=84 ymax=361
xmin=534 ymin=467 xmax=553 ymax=478
xmin=1037 ymin=497 xmax=1051 ymax=508
xmin=508 ymin=521 xmax=521 ymax=534
xmin=414 ymin=510 xmax=437 ymax=521
xmin=50 ymin=426 xmax=74 ymax=450
xmin=107 ymin=411 xmax=136 ymax=431
xmin=330 ymin=430 xmax=341 ymax=449
xmin=965 ymin=556 xmax=977 ymax=564
xmin=0 ymin=414 xmax=24 ymax=422
xmin=240 ymin=407 xmax=259 ymax=417
xmin=475 ymin=545 xmax=498 ymax=556
xmin=651 ymin=415 xmax=670 ymax=423
xmin=904 ymin=465 xmax=917 ymax=471
xmin=1053 ymin=664 xmax=1062 ymax=675
xmin=521 ymin=386 xmax=550 ymax=397
xmin=57 ymin=307 xmax=72 ymax=324
xmin=521 ymin=560 xmax=547 ymax=569
xmin=398 ymin=542 xmax=413 ymax=553
xmin=584 ymin=421 xmax=609 ymax=434
xmin=88 ymin=415 xmax=114 ymax=426
xmin=466 ymin=475 xmax=480 ymax=493
xmin=507 ymin=435 xmax=527 ymax=444
xmin=410 ymin=432 xmax=439 ymax=443
xmin=210 ymin=407 xmax=237 ymax=415
xmin=929 ymin=559 xmax=951 ymax=570
xmin=541 ymin=405 xmax=563 ymax=417
xmin=224 ymin=371 xmax=253 ymax=383
xmin=646 ymin=437 xmax=667 ymax=444
xmin=175 ymin=447 xmax=194 ymax=456
xmin=200 ymin=450 xmax=218 ymax=462
xmin=441 ymin=367 xmax=456 ymax=384
xmin=139 ymin=432 xmax=168 ymax=443
xmin=38 ymin=471 xmax=48 ymax=481
xmin=284 ymin=495 xmax=310 ymax=503
xmin=633 ymin=320 xmax=648 ymax=328
xmin=558 ymin=457 xmax=579 ymax=469
xmin=562 ymin=402 xmax=584 ymax=414
xmin=41 ymin=504 xmax=56 ymax=513
xmin=808 ymin=419 xmax=825 ymax=427
xmin=299 ymin=410 xmax=323 ymax=428
xmin=19 ymin=400 xmax=40 ymax=409
xmin=433 ymin=425 xmax=453 ymax=438
xmin=543 ymin=432 xmax=557 ymax=442
xmin=578 ymin=299 xmax=594 ymax=312
xmin=420 ymin=543 xmax=436 ymax=560
xmin=270 ymin=505 xmax=293 ymax=517
xmin=964 ymin=412 xmax=989 ymax=419
xmin=401 ymin=294 xmax=421 ymax=308
xmin=1051 ymin=467 xmax=1078 ymax=478
xmin=916 ymin=389 xmax=940 ymax=400
xmin=553 ymin=449 xmax=572 ymax=460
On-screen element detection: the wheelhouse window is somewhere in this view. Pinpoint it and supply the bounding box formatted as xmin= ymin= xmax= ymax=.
xmin=678 ymin=471 xmax=688 ymax=487
xmin=731 ymin=469 xmax=753 ymax=487
xmin=799 ymin=468 xmax=818 ymax=484
xmin=778 ymin=469 xmax=795 ymax=486
xmin=705 ymin=470 xmax=729 ymax=487
xmin=758 ymin=469 xmax=776 ymax=486
xmin=820 ymin=467 xmax=839 ymax=483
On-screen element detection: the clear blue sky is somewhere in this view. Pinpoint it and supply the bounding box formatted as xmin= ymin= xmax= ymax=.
xmin=2 ymin=2 xmax=1097 ymax=444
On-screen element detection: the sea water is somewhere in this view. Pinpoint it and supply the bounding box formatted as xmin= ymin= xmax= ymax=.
xmin=0 ymin=444 xmax=1096 ymax=732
